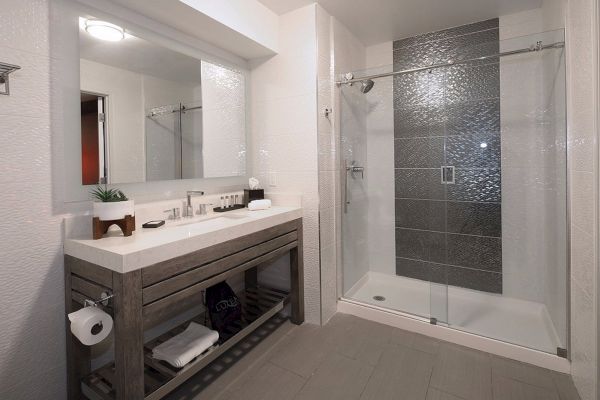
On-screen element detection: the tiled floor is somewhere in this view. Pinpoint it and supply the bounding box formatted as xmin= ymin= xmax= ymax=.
xmin=166 ymin=313 xmax=581 ymax=400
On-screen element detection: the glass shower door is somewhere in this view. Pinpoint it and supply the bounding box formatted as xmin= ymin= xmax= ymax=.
xmin=431 ymin=29 xmax=568 ymax=355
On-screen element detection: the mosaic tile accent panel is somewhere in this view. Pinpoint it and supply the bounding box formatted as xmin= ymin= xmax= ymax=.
xmin=394 ymin=137 xmax=444 ymax=168
xmin=446 ymin=201 xmax=501 ymax=236
xmin=395 ymin=228 xmax=447 ymax=264
xmin=393 ymin=19 xmax=499 ymax=50
xmin=395 ymin=168 xmax=446 ymax=200
xmin=395 ymin=199 xmax=446 ymax=231
xmin=393 ymin=18 xmax=502 ymax=293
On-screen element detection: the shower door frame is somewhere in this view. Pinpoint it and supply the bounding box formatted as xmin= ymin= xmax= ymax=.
xmin=336 ymin=31 xmax=571 ymax=367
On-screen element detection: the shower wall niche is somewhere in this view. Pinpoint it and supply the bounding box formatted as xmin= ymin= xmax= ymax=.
xmin=393 ymin=19 xmax=503 ymax=293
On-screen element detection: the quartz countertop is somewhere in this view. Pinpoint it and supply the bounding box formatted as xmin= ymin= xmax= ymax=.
xmin=64 ymin=206 xmax=302 ymax=273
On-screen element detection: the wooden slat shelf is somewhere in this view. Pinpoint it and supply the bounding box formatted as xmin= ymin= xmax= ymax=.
xmin=81 ymin=286 xmax=289 ymax=400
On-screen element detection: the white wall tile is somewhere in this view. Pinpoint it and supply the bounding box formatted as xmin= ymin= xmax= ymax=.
xmin=566 ymin=0 xmax=599 ymax=397
xmin=250 ymin=5 xmax=320 ymax=324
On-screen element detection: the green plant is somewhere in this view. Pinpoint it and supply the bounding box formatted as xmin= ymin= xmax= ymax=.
xmin=90 ymin=186 xmax=129 ymax=202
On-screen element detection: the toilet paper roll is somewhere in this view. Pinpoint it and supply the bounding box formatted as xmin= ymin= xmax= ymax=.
xmin=68 ymin=306 xmax=113 ymax=346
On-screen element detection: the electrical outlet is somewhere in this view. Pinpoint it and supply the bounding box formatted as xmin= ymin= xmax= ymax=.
xmin=269 ymin=172 xmax=277 ymax=187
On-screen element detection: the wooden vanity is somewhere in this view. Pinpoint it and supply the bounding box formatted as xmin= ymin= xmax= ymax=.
xmin=64 ymin=212 xmax=303 ymax=400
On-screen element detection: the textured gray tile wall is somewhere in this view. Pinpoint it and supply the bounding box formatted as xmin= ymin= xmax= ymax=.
xmin=393 ymin=19 xmax=502 ymax=293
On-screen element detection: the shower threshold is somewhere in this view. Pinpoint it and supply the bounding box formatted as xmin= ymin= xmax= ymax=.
xmin=341 ymin=272 xmax=566 ymax=371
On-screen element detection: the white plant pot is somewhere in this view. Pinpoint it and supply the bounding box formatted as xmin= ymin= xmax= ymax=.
xmin=93 ymin=200 xmax=135 ymax=221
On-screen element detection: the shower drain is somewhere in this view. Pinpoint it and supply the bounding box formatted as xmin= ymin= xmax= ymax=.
xmin=373 ymin=295 xmax=386 ymax=301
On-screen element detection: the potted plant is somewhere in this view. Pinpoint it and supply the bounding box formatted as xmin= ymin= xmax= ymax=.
xmin=90 ymin=185 xmax=134 ymax=221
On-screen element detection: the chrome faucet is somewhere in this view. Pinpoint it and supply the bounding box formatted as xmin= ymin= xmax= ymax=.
xmin=185 ymin=190 xmax=205 ymax=217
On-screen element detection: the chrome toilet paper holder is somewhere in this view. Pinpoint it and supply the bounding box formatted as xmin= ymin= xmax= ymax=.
xmin=84 ymin=291 xmax=114 ymax=308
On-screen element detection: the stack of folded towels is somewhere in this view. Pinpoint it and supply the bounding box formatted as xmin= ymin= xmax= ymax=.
xmin=248 ymin=199 xmax=271 ymax=211
xmin=152 ymin=322 xmax=219 ymax=368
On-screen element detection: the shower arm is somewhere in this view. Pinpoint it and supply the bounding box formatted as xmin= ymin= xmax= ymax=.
xmin=336 ymin=40 xmax=565 ymax=85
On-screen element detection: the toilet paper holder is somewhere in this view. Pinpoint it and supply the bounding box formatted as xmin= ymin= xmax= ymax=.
xmin=84 ymin=291 xmax=114 ymax=308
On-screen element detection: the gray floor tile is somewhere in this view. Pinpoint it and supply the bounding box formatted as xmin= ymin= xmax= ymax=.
xmin=295 ymin=352 xmax=374 ymax=400
xmin=491 ymin=355 xmax=555 ymax=390
xmin=361 ymin=344 xmax=435 ymax=400
xmin=552 ymin=372 xmax=582 ymax=400
xmin=389 ymin=327 xmax=416 ymax=347
xmin=412 ymin=333 xmax=442 ymax=355
xmin=225 ymin=362 xmax=305 ymax=400
xmin=426 ymin=388 xmax=468 ymax=400
xmin=268 ymin=323 xmax=331 ymax=378
xmin=492 ymin=375 xmax=559 ymax=400
xmin=322 ymin=315 xmax=393 ymax=366
xmin=430 ymin=344 xmax=493 ymax=400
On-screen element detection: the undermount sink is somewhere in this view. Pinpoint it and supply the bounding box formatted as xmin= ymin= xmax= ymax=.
xmin=175 ymin=211 xmax=249 ymax=228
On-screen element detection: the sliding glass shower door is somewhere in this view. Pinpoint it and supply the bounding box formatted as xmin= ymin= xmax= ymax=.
xmin=340 ymin=29 xmax=567 ymax=355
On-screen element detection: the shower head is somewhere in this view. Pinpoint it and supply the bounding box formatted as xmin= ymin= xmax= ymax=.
xmin=360 ymin=79 xmax=375 ymax=93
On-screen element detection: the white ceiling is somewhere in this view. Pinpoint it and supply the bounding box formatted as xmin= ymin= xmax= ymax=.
xmin=258 ymin=0 xmax=544 ymax=45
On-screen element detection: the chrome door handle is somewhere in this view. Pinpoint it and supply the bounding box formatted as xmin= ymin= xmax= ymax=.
xmin=347 ymin=165 xmax=364 ymax=179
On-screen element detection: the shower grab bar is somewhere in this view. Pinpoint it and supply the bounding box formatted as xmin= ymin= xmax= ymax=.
xmin=336 ymin=40 xmax=565 ymax=85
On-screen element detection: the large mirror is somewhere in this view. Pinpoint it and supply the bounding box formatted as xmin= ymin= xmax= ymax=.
xmin=78 ymin=17 xmax=247 ymax=185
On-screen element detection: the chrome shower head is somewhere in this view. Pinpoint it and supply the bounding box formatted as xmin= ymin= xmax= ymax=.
xmin=360 ymin=79 xmax=375 ymax=93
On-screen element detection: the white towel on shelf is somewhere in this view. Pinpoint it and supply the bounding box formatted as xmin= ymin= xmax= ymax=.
xmin=248 ymin=199 xmax=271 ymax=211
xmin=152 ymin=322 xmax=219 ymax=368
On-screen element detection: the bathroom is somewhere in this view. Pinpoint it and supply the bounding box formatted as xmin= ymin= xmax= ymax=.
xmin=0 ymin=0 xmax=597 ymax=399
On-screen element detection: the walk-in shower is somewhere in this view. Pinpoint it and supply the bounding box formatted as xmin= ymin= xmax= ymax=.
xmin=338 ymin=22 xmax=568 ymax=358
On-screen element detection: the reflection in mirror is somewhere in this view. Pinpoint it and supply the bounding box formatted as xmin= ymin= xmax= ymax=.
xmin=80 ymin=92 xmax=107 ymax=185
xmin=78 ymin=16 xmax=247 ymax=185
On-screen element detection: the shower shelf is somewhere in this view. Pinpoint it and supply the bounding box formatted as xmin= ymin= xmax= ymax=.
xmin=0 ymin=61 xmax=21 ymax=95
xmin=81 ymin=286 xmax=289 ymax=400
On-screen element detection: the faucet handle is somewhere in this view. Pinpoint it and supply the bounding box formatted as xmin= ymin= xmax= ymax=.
xmin=197 ymin=203 xmax=213 ymax=216
xmin=163 ymin=208 xmax=180 ymax=220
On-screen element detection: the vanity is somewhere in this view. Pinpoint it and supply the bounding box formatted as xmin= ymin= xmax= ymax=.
xmin=64 ymin=207 xmax=304 ymax=400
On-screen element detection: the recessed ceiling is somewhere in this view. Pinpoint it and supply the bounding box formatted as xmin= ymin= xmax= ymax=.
xmin=258 ymin=0 xmax=544 ymax=45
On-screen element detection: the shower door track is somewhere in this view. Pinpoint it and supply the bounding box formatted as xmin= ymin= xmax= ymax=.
xmin=336 ymin=40 xmax=565 ymax=85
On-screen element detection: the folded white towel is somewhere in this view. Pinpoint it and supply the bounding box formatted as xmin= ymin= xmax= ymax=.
xmin=152 ymin=322 xmax=219 ymax=368
xmin=248 ymin=199 xmax=271 ymax=211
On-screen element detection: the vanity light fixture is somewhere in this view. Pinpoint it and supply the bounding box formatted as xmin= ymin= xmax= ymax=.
xmin=84 ymin=19 xmax=125 ymax=42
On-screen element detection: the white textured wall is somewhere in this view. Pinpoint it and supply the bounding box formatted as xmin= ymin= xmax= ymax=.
xmin=0 ymin=0 xmax=68 ymax=398
xmin=566 ymin=0 xmax=599 ymax=398
xmin=201 ymin=60 xmax=246 ymax=178
xmin=250 ymin=4 xmax=320 ymax=324
xmin=80 ymin=59 xmax=146 ymax=183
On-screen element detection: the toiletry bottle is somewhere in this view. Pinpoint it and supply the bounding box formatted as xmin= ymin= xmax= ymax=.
xmin=220 ymin=196 xmax=224 ymax=209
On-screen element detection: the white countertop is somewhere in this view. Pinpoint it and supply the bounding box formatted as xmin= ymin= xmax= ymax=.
xmin=64 ymin=206 xmax=302 ymax=273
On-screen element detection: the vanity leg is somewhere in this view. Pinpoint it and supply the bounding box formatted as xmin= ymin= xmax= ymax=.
xmin=290 ymin=222 xmax=304 ymax=325
xmin=112 ymin=270 xmax=145 ymax=400
xmin=64 ymin=261 xmax=91 ymax=400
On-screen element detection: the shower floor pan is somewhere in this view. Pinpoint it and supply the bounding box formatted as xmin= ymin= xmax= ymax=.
xmin=345 ymin=271 xmax=562 ymax=355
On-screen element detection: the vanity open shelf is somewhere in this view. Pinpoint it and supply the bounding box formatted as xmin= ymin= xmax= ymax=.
xmin=65 ymin=215 xmax=304 ymax=400
xmin=82 ymin=286 xmax=289 ymax=400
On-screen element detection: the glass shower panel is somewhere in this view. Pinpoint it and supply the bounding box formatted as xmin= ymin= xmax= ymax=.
xmin=341 ymin=65 xmax=436 ymax=321
xmin=442 ymin=30 xmax=567 ymax=354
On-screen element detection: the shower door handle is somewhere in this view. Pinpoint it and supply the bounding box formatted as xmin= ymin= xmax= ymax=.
xmin=344 ymin=160 xmax=365 ymax=213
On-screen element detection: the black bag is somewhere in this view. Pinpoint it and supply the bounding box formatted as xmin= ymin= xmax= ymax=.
xmin=205 ymin=282 xmax=241 ymax=335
